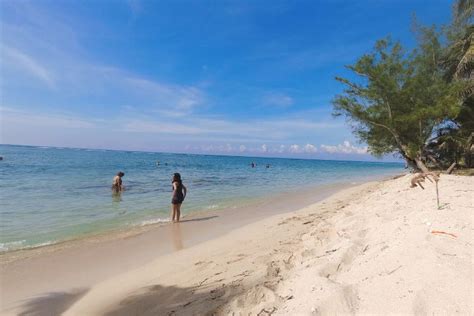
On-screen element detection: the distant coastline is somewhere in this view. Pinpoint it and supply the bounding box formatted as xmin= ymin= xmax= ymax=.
xmin=0 ymin=143 xmax=405 ymax=163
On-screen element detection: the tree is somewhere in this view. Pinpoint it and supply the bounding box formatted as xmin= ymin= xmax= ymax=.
xmin=332 ymin=33 xmax=464 ymax=172
xmin=436 ymin=0 xmax=474 ymax=167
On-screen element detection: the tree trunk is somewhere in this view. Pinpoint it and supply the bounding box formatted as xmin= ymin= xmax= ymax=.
xmin=414 ymin=157 xmax=430 ymax=173
xmin=447 ymin=162 xmax=457 ymax=174
xmin=466 ymin=132 xmax=473 ymax=168
xmin=427 ymin=155 xmax=441 ymax=169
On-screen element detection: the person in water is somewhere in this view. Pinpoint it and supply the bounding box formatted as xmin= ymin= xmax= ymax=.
xmin=112 ymin=171 xmax=125 ymax=193
xmin=171 ymin=173 xmax=187 ymax=222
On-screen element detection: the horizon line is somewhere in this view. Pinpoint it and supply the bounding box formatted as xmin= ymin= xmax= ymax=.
xmin=0 ymin=143 xmax=404 ymax=165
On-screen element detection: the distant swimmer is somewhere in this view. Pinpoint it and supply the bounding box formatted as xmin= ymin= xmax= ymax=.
xmin=251 ymin=162 xmax=255 ymax=168
xmin=156 ymin=160 xmax=160 ymax=166
xmin=266 ymin=164 xmax=270 ymax=168
xmin=0 ymin=156 xmax=3 ymax=161
xmin=112 ymin=171 xmax=125 ymax=193
xmin=171 ymin=173 xmax=187 ymax=222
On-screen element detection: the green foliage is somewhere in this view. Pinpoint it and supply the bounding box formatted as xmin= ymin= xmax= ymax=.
xmin=453 ymin=0 xmax=474 ymax=26
xmin=332 ymin=33 xmax=463 ymax=164
xmin=438 ymin=0 xmax=473 ymax=167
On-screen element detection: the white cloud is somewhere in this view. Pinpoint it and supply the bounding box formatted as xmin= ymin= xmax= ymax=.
xmin=261 ymin=144 xmax=268 ymax=153
xmin=320 ymin=140 xmax=367 ymax=154
xmin=239 ymin=145 xmax=246 ymax=152
xmin=289 ymin=144 xmax=301 ymax=153
xmin=304 ymin=143 xmax=317 ymax=153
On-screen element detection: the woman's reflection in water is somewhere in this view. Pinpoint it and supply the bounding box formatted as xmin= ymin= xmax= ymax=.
xmin=171 ymin=222 xmax=183 ymax=251
xmin=112 ymin=191 xmax=122 ymax=203
xmin=112 ymin=191 xmax=127 ymax=215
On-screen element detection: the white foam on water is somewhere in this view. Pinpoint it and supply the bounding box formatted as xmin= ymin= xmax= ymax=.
xmin=0 ymin=240 xmax=26 ymax=252
xmin=139 ymin=217 xmax=171 ymax=226
xmin=0 ymin=240 xmax=58 ymax=252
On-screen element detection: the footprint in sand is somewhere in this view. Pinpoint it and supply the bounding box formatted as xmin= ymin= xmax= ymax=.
xmin=226 ymin=254 xmax=246 ymax=264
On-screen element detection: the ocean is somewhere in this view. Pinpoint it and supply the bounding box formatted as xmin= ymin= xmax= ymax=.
xmin=0 ymin=144 xmax=403 ymax=252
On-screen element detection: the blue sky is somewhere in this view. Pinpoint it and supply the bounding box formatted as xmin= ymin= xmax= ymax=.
xmin=0 ymin=0 xmax=452 ymax=160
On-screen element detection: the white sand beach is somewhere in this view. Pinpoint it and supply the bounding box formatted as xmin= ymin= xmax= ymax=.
xmin=2 ymin=174 xmax=472 ymax=315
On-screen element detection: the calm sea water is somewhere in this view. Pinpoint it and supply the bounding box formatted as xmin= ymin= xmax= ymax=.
xmin=0 ymin=144 xmax=403 ymax=251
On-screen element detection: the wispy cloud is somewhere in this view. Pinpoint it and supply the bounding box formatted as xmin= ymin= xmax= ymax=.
xmin=123 ymin=76 xmax=205 ymax=113
xmin=1 ymin=107 xmax=97 ymax=129
xmin=1 ymin=2 xmax=207 ymax=117
xmin=120 ymin=115 xmax=342 ymax=142
xmin=2 ymin=46 xmax=55 ymax=88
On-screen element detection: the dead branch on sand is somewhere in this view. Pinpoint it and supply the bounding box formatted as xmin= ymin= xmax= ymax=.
xmin=410 ymin=172 xmax=441 ymax=208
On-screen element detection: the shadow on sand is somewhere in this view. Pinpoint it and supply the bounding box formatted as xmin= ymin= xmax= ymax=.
xmin=16 ymin=288 xmax=88 ymax=316
xmin=104 ymin=282 xmax=244 ymax=316
xmin=179 ymin=215 xmax=218 ymax=223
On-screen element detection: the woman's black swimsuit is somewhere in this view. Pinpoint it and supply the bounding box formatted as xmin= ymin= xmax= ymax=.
xmin=172 ymin=181 xmax=184 ymax=204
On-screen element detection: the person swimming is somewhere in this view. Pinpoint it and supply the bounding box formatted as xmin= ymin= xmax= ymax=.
xmin=171 ymin=173 xmax=187 ymax=222
xmin=112 ymin=171 xmax=125 ymax=193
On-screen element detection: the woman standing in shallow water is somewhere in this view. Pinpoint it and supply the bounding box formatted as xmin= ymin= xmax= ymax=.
xmin=171 ymin=173 xmax=187 ymax=222
xmin=112 ymin=171 xmax=125 ymax=193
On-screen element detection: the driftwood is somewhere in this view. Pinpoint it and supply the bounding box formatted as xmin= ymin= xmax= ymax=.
xmin=431 ymin=230 xmax=457 ymax=238
xmin=410 ymin=172 xmax=441 ymax=208
xmin=410 ymin=173 xmax=426 ymax=189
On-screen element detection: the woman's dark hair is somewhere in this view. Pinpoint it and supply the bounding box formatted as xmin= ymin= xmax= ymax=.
xmin=117 ymin=171 xmax=125 ymax=177
xmin=172 ymin=173 xmax=182 ymax=183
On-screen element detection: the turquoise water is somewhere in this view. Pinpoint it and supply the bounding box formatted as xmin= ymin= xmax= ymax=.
xmin=0 ymin=144 xmax=403 ymax=251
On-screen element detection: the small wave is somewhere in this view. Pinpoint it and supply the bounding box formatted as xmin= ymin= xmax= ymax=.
xmin=206 ymin=204 xmax=219 ymax=209
xmin=139 ymin=217 xmax=170 ymax=226
xmin=0 ymin=240 xmax=57 ymax=252
xmin=0 ymin=240 xmax=26 ymax=252
xmin=26 ymin=241 xmax=55 ymax=249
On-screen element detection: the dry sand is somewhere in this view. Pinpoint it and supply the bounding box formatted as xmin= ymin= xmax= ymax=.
xmin=3 ymin=174 xmax=473 ymax=315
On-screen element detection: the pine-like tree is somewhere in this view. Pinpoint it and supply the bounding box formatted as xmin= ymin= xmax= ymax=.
xmin=332 ymin=32 xmax=464 ymax=171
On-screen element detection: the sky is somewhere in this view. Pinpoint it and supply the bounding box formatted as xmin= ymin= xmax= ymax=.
xmin=0 ymin=0 xmax=453 ymax=161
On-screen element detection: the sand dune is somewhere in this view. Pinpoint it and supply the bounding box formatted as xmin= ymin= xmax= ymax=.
xmin=60 ymin=174 xmax=472 ymax=315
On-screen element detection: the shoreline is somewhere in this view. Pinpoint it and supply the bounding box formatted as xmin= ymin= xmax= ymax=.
xmin=0 ymin=176 xmax=386 ymax=312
